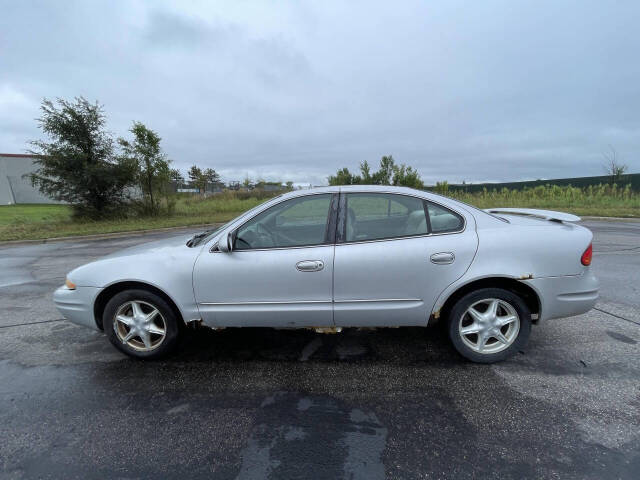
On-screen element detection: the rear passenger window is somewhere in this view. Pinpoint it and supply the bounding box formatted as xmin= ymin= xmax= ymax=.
xmin=345 ymin=193 xmax=428 ymax=242
xmin=427 ymin=202 xmax=464 ymax=233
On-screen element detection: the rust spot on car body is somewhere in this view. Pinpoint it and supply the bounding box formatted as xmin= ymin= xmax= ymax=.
xmin=312 ymin=327 xmax=343 ymax=334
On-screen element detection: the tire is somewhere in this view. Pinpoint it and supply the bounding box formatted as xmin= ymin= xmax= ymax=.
xmin=103 ymin=289 xmax=182 ymax=360
xmin=447 ymin=287 xmax=531 ymax=363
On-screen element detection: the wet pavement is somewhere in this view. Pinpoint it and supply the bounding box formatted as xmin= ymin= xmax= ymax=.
xmin=0 ymin=221 xmax=638 ymax=479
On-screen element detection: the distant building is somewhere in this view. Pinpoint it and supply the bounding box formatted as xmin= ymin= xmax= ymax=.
xmin=171 ymin=180 xmax=227 ymax=194
xmin=0 ymin=153 xmax=59 ymax=205
xmin=254 ymin=181 xmax=287 ymax=192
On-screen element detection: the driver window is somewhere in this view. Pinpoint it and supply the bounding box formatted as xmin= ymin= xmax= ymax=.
xmin=234 ymin=194 xmax=332 ymax=250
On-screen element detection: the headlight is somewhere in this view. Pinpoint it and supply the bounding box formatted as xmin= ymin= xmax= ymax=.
xmin=65 ymin=278 xmax=76 ymax=290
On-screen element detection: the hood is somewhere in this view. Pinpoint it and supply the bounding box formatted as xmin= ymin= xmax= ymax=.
xmin=102 ymin=234 xmax=194 ymax=259
xmin=68 ymin=233 xmax=202 ymax=287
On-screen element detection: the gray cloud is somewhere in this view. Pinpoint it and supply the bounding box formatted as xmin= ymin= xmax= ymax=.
xmin=1 ymin=0 xmax=639 ymax=186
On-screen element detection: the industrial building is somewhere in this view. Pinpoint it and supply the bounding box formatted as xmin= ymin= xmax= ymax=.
xmin=0 ymin=153 xmax=58 ymax=205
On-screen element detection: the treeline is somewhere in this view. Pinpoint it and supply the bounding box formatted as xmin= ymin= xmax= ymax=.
xmin=29 ymin=97 xmax=181 ymax=218
xmin=27 ymin=97 xmax=288 ymax=219
xmin=445 ymin=183 xmax=639 ymax=217
xmin=328 ymin=155 xmax=424 ymax=188
xmin=434 ymin=173 xmax=640 ymax=193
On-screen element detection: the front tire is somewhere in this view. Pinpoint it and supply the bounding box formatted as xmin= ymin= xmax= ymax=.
xmin=103 ymin=289 xmax=182 ymax=359
xmin=447 ymin=288 xmax=531 ymax=363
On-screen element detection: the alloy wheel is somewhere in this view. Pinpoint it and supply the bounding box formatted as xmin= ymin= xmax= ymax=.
xmin=458 ymin=298 xmax=520 ymax=354
xmin=113 ymin=300 xmax=167 ymax=352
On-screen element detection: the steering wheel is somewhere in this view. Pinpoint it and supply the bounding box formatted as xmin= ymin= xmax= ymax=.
xmin=235 ymin=236 xmax=251 ymax=249
xmin=256 ymin=222 xmax=277 ymax=246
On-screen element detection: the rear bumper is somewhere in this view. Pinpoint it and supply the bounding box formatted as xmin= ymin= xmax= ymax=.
xmin=53 ymin=285 xmax=102 ymax=331
xmin=523 ymin=271 xmax=599 ymax=321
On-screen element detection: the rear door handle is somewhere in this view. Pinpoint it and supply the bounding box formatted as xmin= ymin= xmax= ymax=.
xmin=296 ymin=260 xmax=324 ymax=272
xmin=430 ymin=252 xmax=455 ymax=265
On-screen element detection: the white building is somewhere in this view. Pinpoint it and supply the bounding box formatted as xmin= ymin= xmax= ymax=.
xmin=0 ymin=153 xmax=59 ymax=205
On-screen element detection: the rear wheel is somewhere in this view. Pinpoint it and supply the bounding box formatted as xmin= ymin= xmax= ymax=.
xmin=103 ymin=289 xmax=182 ymax=359
xmin=447 ymin=288 xmax=531 ymax=363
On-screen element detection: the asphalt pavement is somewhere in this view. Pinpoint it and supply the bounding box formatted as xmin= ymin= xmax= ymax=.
xmin=0 ymin=220 xmax=638 ymax=479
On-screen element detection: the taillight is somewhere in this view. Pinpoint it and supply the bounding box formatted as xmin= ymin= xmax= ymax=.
xmin=581 ymin=243 xmax=593 ymax=266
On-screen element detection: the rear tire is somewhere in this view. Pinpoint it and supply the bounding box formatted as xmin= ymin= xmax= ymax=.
xmin=103 ymin=289 xmax=182 ymax=360
xmin=447 ymin=288 xmax=531 ymax=363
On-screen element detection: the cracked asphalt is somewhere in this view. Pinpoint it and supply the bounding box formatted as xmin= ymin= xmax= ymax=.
xmin=0 ymin=220 xmax=638 ymax=479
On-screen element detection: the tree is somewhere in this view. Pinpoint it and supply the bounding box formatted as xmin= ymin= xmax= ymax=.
xmin=373 ymin=155 xmax=395 ymax=185
xmin=119 ymin=122 xmax=171 ymax=214
xmin=188 ymin=165 xmax=203 ymax=191
xmin=360 ymin=160 xmax=373 ymax=183
xmin=170 ymin=168 xmax=184 ymax=186
xmin=202 ymin=168 xmax=220 ymax=192
xmin=328 ymin=155 xmax=424 ymax=188
xmin=28 ymin=97 xmax=137 ymax=218
xmin=327 ymin=167 xmax=361 ymax=186
xmin=285 ymin=181 xmax=294 ymax=191
xmin=392 ymin=164 xmax=424 ymax=189
xmin=243 ymin=174 xmax=253 ymax=189
xmin=602 ymin=145 xmax=628 ymax=185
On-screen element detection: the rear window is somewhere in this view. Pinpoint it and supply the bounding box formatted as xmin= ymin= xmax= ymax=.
xmin=427 ymin=202 xmax=464 ymax=233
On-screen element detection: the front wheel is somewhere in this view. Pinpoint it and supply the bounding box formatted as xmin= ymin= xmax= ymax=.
xmin=103 ymin=289 xmax=182 ymax=359
xmin=447 ymin=288 xmax=531 ymax=363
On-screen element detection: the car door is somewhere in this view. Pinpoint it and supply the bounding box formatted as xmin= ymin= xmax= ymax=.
xmin=333 ymin=192 xmax=477 ymax=327
xmin=193 ymin=193 xmax=338 ymax=327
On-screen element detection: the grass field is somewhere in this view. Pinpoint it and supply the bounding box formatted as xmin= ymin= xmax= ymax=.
xmin=0 ymin=193 xmax=276 ymax=242
xmin=0 ymin=184 xmax=638 ymax=242
xmin=445 ymin=183 xmax=640 ymax=218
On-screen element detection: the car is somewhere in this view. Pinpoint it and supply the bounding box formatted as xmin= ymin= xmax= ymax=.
xmin=53 ymin=185 xmax=599 ymax=363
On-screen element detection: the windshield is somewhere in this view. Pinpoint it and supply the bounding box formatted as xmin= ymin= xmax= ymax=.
xmin=188 ymin=220 xmax=234 ymax=247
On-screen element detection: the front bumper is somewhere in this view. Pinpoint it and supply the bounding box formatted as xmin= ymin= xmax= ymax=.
xmin=53 ymin=285 xmax=103 ymax=331
xmin=523 ymin=270 xmax=599 ymax=321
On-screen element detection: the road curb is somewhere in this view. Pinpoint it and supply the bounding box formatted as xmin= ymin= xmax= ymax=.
xmin=581 ymin=216 xmax=640 ymax=223
xmin=0 ymin=222 xmax=221 ymax=247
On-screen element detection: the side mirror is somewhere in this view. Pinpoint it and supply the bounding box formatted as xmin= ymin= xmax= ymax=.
xmin=218 ymin=231 xmax=234 ymax=253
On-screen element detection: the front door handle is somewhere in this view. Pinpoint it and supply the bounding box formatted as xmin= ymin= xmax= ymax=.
xmin=430 ymin=252 xmax=455 ymax=265
xmin=296 ymin=260 xmax=324 ymax=272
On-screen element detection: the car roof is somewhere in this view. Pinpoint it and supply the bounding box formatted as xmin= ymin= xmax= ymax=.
xmin=278 ymin=185 xmax=492 ymax=224
xmin=282 ymin=184 xmax=431 ymax=199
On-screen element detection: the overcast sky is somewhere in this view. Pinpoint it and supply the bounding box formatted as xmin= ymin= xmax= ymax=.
xmin=1 ymin=0 xmax=639 ymax=185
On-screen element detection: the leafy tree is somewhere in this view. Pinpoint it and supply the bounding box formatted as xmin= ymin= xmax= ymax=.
xmin=360 ymin=160 xmax=373 ymax=183
xmin=170 ymin=168 xmax=184 ymax=185
xmin=285 ymin=181 xmax=294 ymax=191
xmin=373 ymin=155 xmax=395 ymax=185
xmin=327 ymin=167 xmax=361 ymax=186
xmin=188 ymin=165 xmax=203 ymax=191
xmin=328 ymin=155 xmax=424 ymax=188
xmin=203 ymin=168 xmax=220 ymax=191
xmin=28 ymin=97 xmax=137 ymax=218
xmin=119 ymin=122 xmax=171 ymax=214
xmin=392 ymin=164 xmax=423 ymax=188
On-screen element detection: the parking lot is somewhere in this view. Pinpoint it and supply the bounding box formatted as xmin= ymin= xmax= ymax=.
xmin=0 ymin=220 xmax=638 ymax=479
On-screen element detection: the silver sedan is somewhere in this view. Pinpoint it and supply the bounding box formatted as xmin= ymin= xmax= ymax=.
xmin=54 ymin=185 xmax=598 ymax=363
